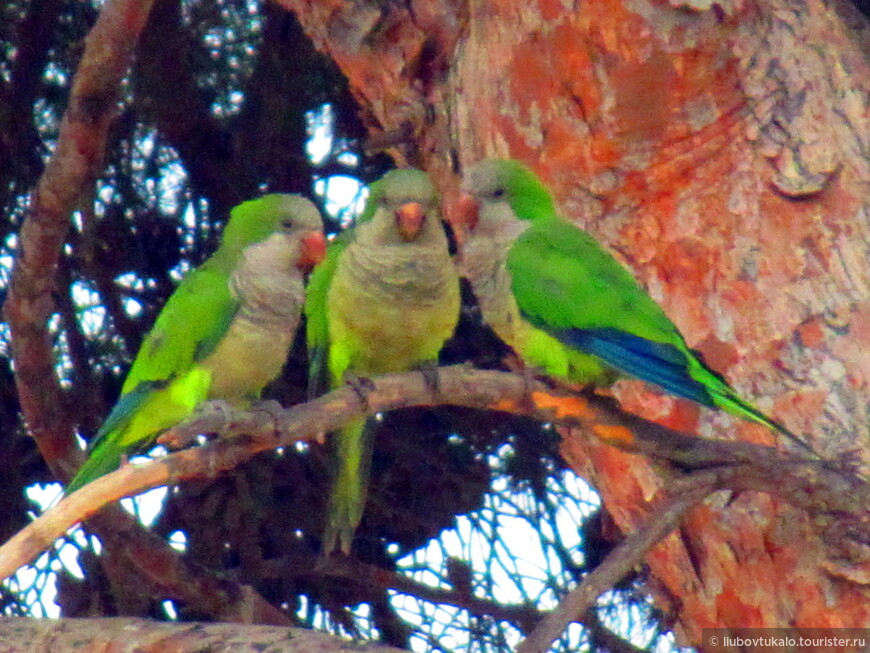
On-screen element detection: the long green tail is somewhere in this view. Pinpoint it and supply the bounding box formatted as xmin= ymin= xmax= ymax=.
xmin=696 ymin=365 xmax=819 ymax=457
xmin=323 ymin=417 xmax=376 ymax=555
xmin=65 ymin=438 xmax=126 ymax=494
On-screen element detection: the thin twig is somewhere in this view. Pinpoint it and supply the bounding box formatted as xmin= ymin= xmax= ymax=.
xmin=516 ymin=471 xmax=720 ymax=653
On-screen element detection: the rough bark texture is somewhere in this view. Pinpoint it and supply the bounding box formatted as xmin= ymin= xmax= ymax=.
xmin=279 ymin=0 xmax=870 ymax=641
xmin=0 ymin=616 xmax=404 ymax=653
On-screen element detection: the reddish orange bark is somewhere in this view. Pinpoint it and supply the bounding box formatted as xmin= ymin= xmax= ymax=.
xmin=280 ymin=0 xmax=870 ymax=641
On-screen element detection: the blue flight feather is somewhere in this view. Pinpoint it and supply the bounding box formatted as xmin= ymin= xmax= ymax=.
xmin=552 ymin=327 xmax=717 ymax=408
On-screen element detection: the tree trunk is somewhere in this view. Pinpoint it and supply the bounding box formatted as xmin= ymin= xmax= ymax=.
xmin=280 ymin=0 xmax=870 ymax=641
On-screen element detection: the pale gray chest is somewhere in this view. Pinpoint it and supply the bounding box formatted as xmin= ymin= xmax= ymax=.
xmin=229 ymin=238 xmax=304 ymax=332
xmin=461 ymin=237 xmax=516 ymax=326
xmin=342 ymin=243 xmax=456 ymax=309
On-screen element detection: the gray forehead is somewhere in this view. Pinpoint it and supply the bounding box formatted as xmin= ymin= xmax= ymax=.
xmin=380 ymin=169 xmax=436 ymax=203
xmin=462 ymin=162 xmax=500 ymax=194
xmin=273 ymin=195 xmax=323 ymax=229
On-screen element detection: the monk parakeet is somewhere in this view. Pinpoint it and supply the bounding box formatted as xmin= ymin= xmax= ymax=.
xmin=66 ymin=194 xmax=327 ymax=493
xmin=458 ymin=158 xmax=803 ymax=443
xmin=305 ymin=168 xmax=460 ymax=555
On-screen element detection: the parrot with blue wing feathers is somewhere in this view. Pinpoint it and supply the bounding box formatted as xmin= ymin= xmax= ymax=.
xmin=457 ymin=158 xmax=812 ymax=452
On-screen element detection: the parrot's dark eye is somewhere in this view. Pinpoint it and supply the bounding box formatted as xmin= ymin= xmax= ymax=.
xmin=492 ymin=188 xmax=507 ymax=199
xmin=281 ymin=219 xmax=295 ymax=229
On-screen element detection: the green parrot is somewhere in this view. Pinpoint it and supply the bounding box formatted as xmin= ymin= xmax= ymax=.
xmin=457 ymin=158 xmax=807 ymax=446
xmin=305 ymin=168 xmax=460 ymax=555
xmin=66 ymin=194 xmax=327 ymax=493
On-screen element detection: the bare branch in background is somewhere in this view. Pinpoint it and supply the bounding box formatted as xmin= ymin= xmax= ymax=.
xmin=3 ymin=0 xmax=157 ymax=481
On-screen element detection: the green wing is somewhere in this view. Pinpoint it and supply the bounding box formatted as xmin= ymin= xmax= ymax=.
xmin=302 ymin=177 xmax=380 ymax=395
xmin=509 ymin=219 xmax=680 ymax=342
xmin=121 ymin=259 xmax=238 ymax=394
xmin=304 ymin=229 xmax=356 ymax=397
xmin=485 ymin=158 xmax=801 ymax=443
xmin=508 ymin=219 xmax=724 ymax=407
xmin=66 ymin=260 xmax=238 ymax=493
xmin=507 ymin=219 xmax=798 ymax=435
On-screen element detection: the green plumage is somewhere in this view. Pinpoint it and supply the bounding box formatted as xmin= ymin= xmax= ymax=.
xmin=67 ymin=194 xmax=325 ymax=493
xmin=460 ymin=158 xmax=807 ymax=447
xmin=305 ymin=169 xmax=460 ymax=554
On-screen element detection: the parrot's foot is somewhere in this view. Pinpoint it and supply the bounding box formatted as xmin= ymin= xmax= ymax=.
xmin=320 ymin=523 xmax=354 ymax=560
xmin=414 ymin=360 xmax=442 ymax=399
xmin=195 ymin=398 xmax=236 ymax=431
xmin=158 ymin=400 xmax=235 ymax=449
xmin=250 ymin=399 xmax=286 ymax=441
xmin=523 ymin=370 xmax=544 ymax=413
xmin=344 ymin=373 xmax=376 ymax=412
xmin=504 ymin=359 xmax=545 ymax=412
xmin=196 ymin=398 xmax=235 ymax=415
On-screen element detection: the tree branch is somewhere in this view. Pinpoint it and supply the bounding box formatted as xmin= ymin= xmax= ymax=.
xmin=516 ymin=471 xmax=718 ymax=653
xmin=1 ymin=366 xmax=865 ymax=591
xmin=2 ymin=0 xmax=157 ymax=482
xmin=84 ymin=505 xmax=294 ymax=626
xmin=0 ymin=615 xmax=405 ymax=653
xmin=309 ymin=554 xmax=544 ymax=633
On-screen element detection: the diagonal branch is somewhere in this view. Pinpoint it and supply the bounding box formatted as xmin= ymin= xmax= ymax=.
xmin=0 ymin=366 xmax=865 ymax=591
xmin=516 ymin=471 xmax=718 ymax=653
xmin=86 ymin=505 xmax=293 ymax=625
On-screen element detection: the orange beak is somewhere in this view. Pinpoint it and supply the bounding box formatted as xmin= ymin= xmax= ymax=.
xmin=455 ymin=193 xmax=480 ymax=233
xmin=297 ymin=231 xmax=327 ymax=271
xmin=395 ymin=202 xmax=425 ymax=241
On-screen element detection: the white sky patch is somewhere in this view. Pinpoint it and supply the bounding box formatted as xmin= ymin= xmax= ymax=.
xmin=168 ymin=531 xmax=188 ymax=553
xmin=597 ymin=590 xmax=682 ymax=652
xmin=4 ymin=484 xmax=80 ymax=618
xmin=123 ymin=296 xmax=144 ymax=319
xmin=71 ymin=280 xmax=107 ymax=338
xmin=306 ymin=104 xmax=333 ymax=165
xmin=158 ymin=161 xmax=188 ymax=207
xmin=315 ymin=175 xmax=368 ymax=228
xmin=120 ymin=482 xmax=169 ymax=528
xmin=390 ymin=466 xmax=601 ymax=651
xmin=336 ymin=151 xmax=359 ymax=167
xmin=43 ymin=60 xmax=68 ymax=86
xmin=162 ymin=600 xmax=179 ymax=620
